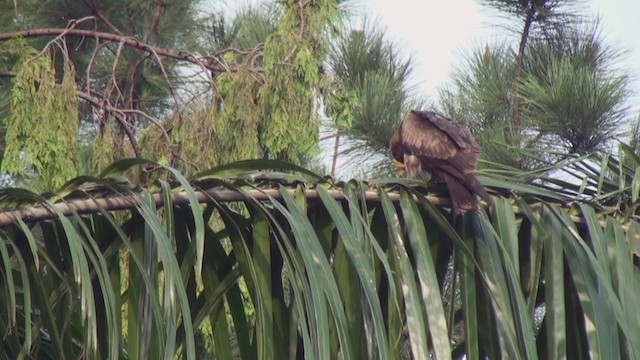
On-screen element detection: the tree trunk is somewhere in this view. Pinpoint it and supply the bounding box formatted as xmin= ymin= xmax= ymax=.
xmin=511 ymin=4 xmax=537 ymax=138
xmin=331 ymin=132 xmax=340 ymax=177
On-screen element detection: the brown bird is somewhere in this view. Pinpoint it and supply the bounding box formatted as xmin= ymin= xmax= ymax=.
xmin=389 ymin=110 xmax=492 ymax=214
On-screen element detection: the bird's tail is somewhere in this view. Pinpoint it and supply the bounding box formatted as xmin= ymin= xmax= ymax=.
xmin=467 ymin=173 xmax=493 ymax=206
xmin=441 ymin=172 xmax=492 ymax=215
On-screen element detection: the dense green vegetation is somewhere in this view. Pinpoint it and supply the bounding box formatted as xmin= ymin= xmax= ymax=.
xmin=0 ymin=155 xmax=638 ymax=359
xmin=0 ymin=0 xmax=638 ymax=359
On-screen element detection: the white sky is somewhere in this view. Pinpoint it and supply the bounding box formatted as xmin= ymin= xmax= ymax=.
xmin=364 ymin=0 xmax=640 ymax=115
xmin=363 ymin=0 xmax=491 ymax=99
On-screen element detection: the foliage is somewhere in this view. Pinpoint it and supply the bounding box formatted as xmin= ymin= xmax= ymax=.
xmin=0 ymin=3 xmax=639 ymax=358
xmin=324 ymin=20 xmax=422 ymax=176
xmin=2 ymin=41 xmax=78 ymax=189
xmin=212 ymin=69 xmax=263 ymax=164
xmin=257 ymin=0 xmax=340 ymax=163
xmin=0 ymin=0 xmax=346 ymax=185
xmin=0 ymin=158 xmax=638 ymax=359
xmin=439 ymin=45 xmax=520 ymax=167
xmin=0 ymin=0 xmax=205 ymax=184
xmin=439 ymin=15 xmax=631 ymax=169
xmin=519 ymin=24 xmax=629 ymax=154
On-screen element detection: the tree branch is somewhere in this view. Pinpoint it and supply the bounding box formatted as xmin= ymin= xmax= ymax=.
xmin=0 ymin=28 xmax=264 ymax=74
xmin=75 ymin=90 xmax=143 ymax=158
xmin=83 ymin=0 xmax=124 ymax=35
xmin=0 ymin=188 xmax=453 ymax=228
xmin=146 ymin=0 xmax=164 ymax=43
xmin=511 ymin=3 xmax=537 ymax=133
xmin=330 ymin=132 xmax=340 ymax=177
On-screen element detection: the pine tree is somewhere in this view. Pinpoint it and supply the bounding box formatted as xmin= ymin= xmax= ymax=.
xmin=323 ymin=19 xmax=422 ymax=177
xmin=439 ymin=1 xmax=631 ymax=169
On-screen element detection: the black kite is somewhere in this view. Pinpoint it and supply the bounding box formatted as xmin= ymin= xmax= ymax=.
xmin=390 ymin=110 xmax=492 ymax=214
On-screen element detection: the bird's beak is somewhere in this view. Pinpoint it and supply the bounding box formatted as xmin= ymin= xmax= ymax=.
xmin=393 ymin=159 xmax=405 ymax=176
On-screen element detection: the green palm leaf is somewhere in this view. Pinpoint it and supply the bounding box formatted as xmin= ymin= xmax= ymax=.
xmin=0 ymin=158 xmax=638 ymax=359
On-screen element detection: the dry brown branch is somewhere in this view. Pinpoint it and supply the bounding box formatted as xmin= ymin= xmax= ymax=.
xmin=298 ymin=0 xmax=306 ymax=37
xmin=118 ymin=108 xmax=172 ymax=145
xmin=30 ymin=17 xmax=96 ymax=61
xmin=83 ymin=0 xmax=124 ymax=35
xmin=0 ymin=28 xmax=264 ymax=74
xmin=318 ymin=133 xmax=338 ymax=141
xmin=143 ymin=37 xmax=181 ymax=112
xmin=85 ymin=39 xmax=110 ymax=95
xmin=95 ymin=11 xmax=124 ymax=35
xmin=121 ymin=1 xmax=166 ymax=167
xmin=76 ymin=90 xmax=142 ymax=158
xmin=106 ymin=39 xmax=127 ymax=104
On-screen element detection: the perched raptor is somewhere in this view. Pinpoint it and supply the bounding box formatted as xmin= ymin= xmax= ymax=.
xmin=389 ymin=110 xmax=492 ymax=214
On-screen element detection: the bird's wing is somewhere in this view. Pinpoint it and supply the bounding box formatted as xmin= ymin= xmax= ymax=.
xmin=399 ymin=111 xmax=459 ymax=159
xmin=433 ymin=151 xmax=479 ymax=176
xmin=389 ymin=129 xmax=404 ymax=162
xmin=410 ymin=110 xmax=481 ymax=153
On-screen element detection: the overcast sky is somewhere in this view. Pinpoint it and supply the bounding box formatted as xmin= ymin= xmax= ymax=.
xmin=364 ymin=0 xmax=640 ymax=114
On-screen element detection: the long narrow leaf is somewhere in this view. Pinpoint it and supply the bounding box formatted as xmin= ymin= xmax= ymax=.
xmin=317 ymin=186 xmax=391 ymax=359
xmin=379 ymin=191 xmax=429 ymax=359
xmin=399 ymin=191 xmax=451 ymax=360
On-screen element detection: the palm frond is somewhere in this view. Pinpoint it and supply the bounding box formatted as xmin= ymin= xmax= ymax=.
xmin=0 ymin=158 xmax=638 ymax=359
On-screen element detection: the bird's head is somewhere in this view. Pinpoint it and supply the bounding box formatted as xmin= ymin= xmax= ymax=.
xmin=392 ymin=158 xmax=405 ymax=176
